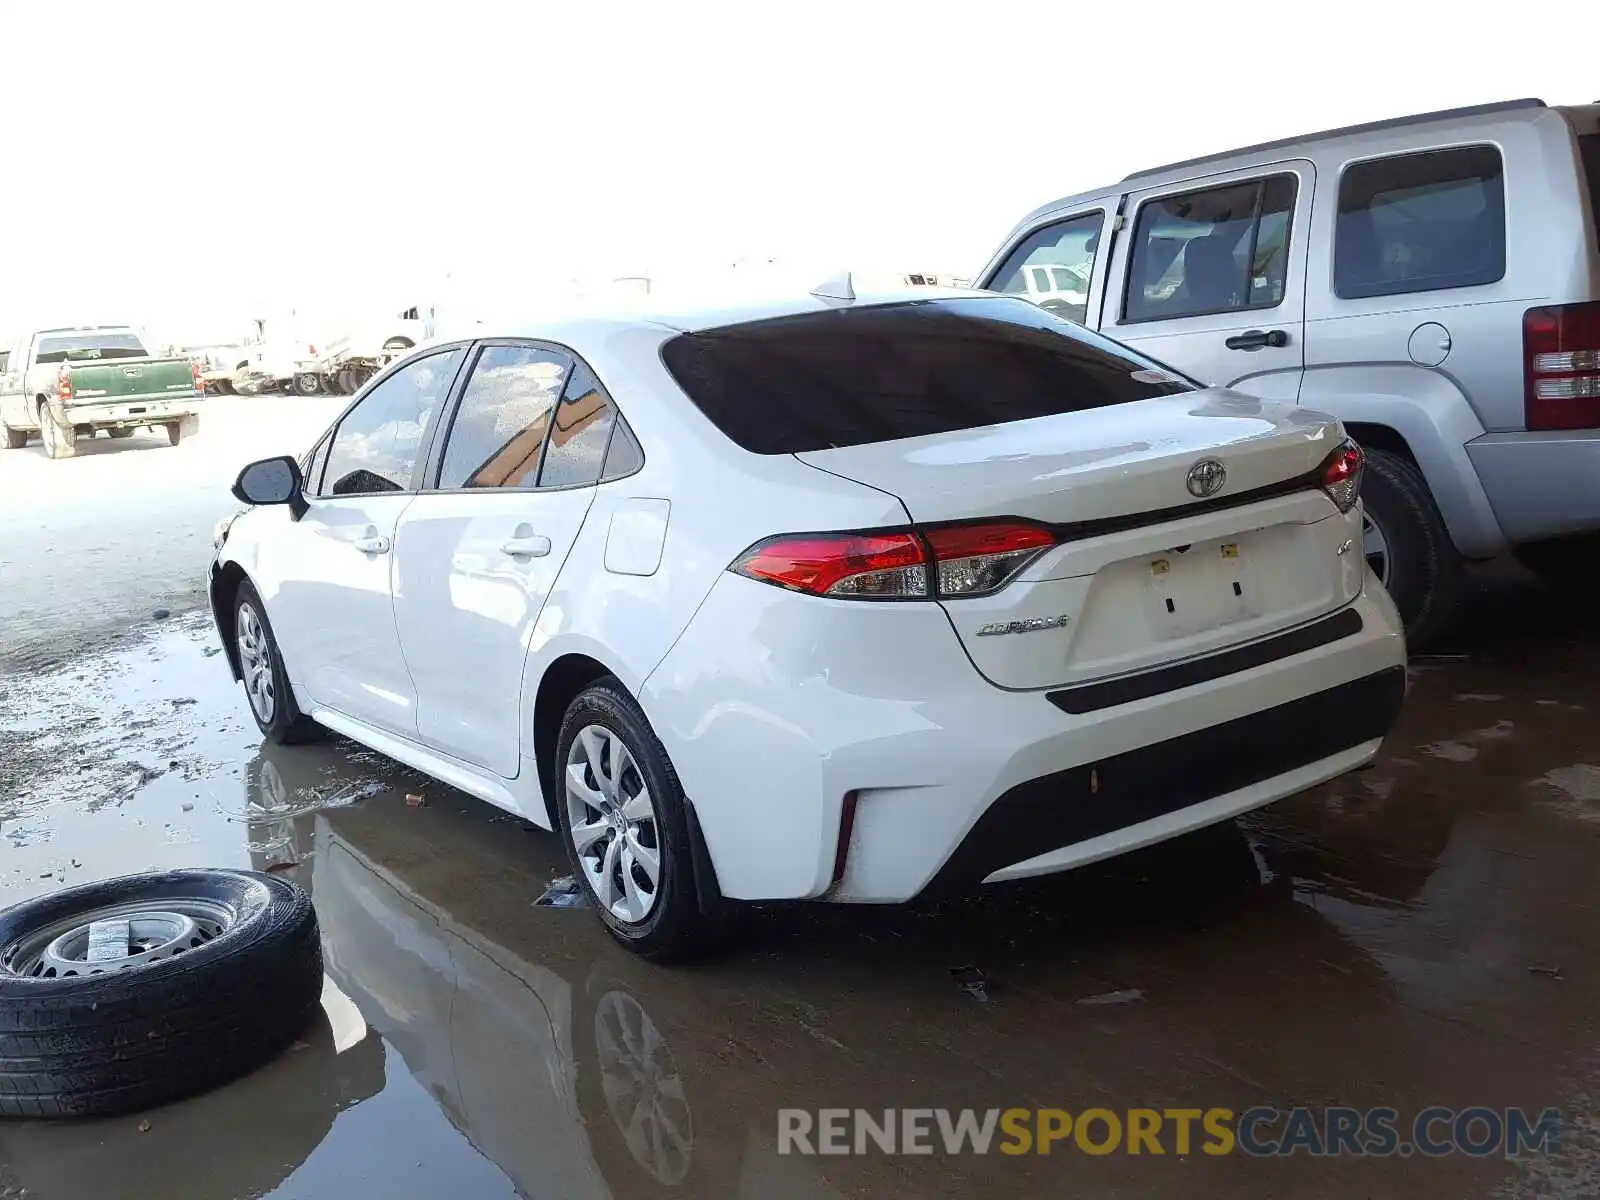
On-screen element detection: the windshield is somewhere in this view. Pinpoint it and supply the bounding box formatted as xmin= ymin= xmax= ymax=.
xmin=660 ymin=296 xmax=1196 ymax=455
xmin=34 ymin=330 xmax=148 ymax=365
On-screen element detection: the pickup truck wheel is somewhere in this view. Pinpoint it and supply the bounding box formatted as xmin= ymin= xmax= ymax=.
xmin=1361 ymin=447 xmax=1460 ymax=646
xmin=234 ymin=580 xmax=322 ymax=744
xmin=0 ymin=868 xmax=322 ymax=1118
xmin=293 ymin=373 xmax=321 ymax=396
xmin=165 ymin=415 xmax=199 ymax=447
xmin=2 ymin=424 xmax=25 ymax=450
xmin=36 ymin=401 xmax=76 ymax=460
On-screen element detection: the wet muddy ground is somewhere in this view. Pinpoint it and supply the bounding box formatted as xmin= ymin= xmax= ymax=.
xmin=1 ymin=424 xmax=1598 ymax=1198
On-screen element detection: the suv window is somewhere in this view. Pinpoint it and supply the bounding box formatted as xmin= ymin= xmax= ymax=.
xmin=1124 ymin=175 xmax=1297 ymax=323
xmin=321 ymin=348 xmax=465 ymax=497
xmin=1335 ymin=146 xmax=1506 ymax=299
xmin=987 ymin=211 xmax=1102 ymax=324
xmin=538 ymin=361 xmax=621 ymax=488
xmin=437 ymin=344 xmax=572 ymax=490
xmin=659 ymin=296 xmax=1195 ymax=455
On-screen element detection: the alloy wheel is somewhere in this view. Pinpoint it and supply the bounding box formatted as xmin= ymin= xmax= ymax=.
xmin=237 ymin=602 xmax=277 ymax=724
xmin=565 ymin=725 xmax=661 ymax=924
xmin=1363 ymin=512 xmax=1391 ymax=584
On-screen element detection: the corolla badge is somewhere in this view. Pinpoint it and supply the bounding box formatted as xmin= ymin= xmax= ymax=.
xmin=977 ymin=614 xmax=1071 ymax=637
xmin=1186 ymin=458 xmax=1227 ymax=498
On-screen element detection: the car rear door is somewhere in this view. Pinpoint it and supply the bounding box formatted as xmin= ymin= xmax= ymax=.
xmin=392 ymin=342 xmax=624 ymax=778
xmin=261 ymin=347 xmax=468 ymax=737
xmin=1100 ymin=161 xmax=1314 ymax=402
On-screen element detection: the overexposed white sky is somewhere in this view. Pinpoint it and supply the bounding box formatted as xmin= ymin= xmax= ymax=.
xmin=2 ymin=1 xmax=1593 ymax=343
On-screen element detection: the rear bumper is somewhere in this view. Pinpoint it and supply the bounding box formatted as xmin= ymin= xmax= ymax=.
xmin=63 ymin=396 xmax=202 ymax=425
xmin=1467 ymin=429 xmax=1600 ymax=543
xmin=643 ymin=573 xmax=1406 ymax=904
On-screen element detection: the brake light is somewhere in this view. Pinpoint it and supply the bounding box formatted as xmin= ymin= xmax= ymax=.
xmin=57 ymin=367 xmax=72 ymax=403
xmin=1524 ymin=303 xmax=1600 ymax=430
xmin=191 ymin=360 xmax=204 ymax=392
xmin=1319 ymin=439 xmax=1363 ymax=513
xmin=730 ymin=521 xmax=1057 ymax=600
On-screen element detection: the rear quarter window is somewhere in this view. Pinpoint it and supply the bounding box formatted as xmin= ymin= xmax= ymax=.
xmin=660 ymin=297 xmax=1195 ymax=455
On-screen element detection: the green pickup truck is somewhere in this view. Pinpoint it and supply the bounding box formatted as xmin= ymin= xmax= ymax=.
xmin=0 ymin=326 xmax=204 ymax=459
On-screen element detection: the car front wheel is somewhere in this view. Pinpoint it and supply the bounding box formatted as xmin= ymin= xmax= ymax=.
xmin=556 ymin=681 xmax=722 ymax=960
xmin=234 ymin=580 xmax=322 ymax=744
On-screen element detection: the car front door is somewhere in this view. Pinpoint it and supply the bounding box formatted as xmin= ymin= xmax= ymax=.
xmin=1101 ymin=161 xmax=1314 ymax=402
xmin=392 ymin=342 xmax=623 ymax=778
xmin=262 ymin=346 xmax=468 ymax=738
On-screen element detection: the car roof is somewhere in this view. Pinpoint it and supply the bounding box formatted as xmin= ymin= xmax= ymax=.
xmin=431 ymin=282 xmax=1001 ymax=347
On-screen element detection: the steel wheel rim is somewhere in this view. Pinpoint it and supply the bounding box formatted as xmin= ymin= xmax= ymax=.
xmin=237 ymin=602 xmax=277 ymax=724
xmin=1363 ymin=511 xmax=1391 ymax=584
xmin=565 ymin=725 xmax=661 ymax=924
xmin=2 ymin=897 xmax=234 ymax=978
xmin=595 ymin=990 xmax=692 ymax=1183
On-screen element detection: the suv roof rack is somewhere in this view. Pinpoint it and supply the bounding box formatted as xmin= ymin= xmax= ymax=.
xmin=1122 ymin=98 xmax=1546 ymax=182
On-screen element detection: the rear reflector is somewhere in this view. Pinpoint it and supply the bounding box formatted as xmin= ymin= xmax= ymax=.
xmin=731 ymin=520 xmax=1058 ymax=601
xmin=1525 ymin=303 xmax=1600 ymax=429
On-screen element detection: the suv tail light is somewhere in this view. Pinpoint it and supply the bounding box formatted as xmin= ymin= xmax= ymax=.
xmin=1524 ymin=303 xmax=1600 ymax=429
xmin=57 ymin=367 xmax=72 ymax=403
xmin=1319 ymin=439 xmax=1363 ymax=513
xmin=731 ymin=521 xmax=1056 ymax=601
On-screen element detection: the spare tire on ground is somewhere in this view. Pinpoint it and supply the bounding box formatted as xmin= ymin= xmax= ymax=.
xmin=0 ymin=868 xmax=322 ymax=1118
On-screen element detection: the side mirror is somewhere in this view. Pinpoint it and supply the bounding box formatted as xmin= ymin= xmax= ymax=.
xmin=232 ymin=455 xmax=307 ymax=518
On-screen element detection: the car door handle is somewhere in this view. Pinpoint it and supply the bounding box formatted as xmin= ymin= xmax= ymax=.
xmin=501 ymin=534 xmax=552 ymax=558
xmin=353 ymin=532 xmax=391 ymax=554
xmin=1224 ymin=328 xmax=1290 ymax=351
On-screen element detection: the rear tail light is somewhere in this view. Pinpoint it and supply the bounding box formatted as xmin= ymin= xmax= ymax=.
xmin=730 ymin=521 xmax=1056 ymax=601
xmin=191 ymin=360 xmax=204 ymax=391
xmin=57 ymin=368 xmax=72 ymax=403
xmin=1319 ymin=439 xmax=1363 ymax=513
xmin=1524 ymin=303 xmax=1600 ymax=429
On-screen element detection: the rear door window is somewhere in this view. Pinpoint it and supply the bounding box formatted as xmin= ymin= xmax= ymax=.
xmin=985 ymin=211 xmax=1103 ymax=324
xmin=1333 ymin=145 xmax=1505 ymax=299
xmin=1124 ymin=175 xmax=1297 ymax=322
xmin=436 ymin=344 xmax=572 ymax=490
xmin=659 ymin=296 xmax=1195 ymax=455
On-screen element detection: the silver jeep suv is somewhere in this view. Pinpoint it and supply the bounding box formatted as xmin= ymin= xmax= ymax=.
xmin=979 ymin=97 xmax=1600 ymax=643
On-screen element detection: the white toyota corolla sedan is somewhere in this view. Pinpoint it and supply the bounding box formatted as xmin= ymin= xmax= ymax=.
xmin=210 ymin=283 xmax=1406 ymax=958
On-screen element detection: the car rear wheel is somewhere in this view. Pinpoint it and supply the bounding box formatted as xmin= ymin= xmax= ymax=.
xmin=2 ymin=424 xmax=26 ymax=449
xmin=556 ymin=681 xmax=723 ymax=960
xmin=165 ymin=415 xmax=198 ymax=446
xmin=1359 ymin=447 xmax=1460 ymax=646
xmin=36 ymin=401 xmax=75 ymax=460
xmin=0 ymin=868 xmax=322 ymax=1118
xmin=234 ymin=580 xmax=322 ymax=745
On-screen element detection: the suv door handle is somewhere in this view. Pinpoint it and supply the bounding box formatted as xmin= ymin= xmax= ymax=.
xmin=1224 ymin=329 xmax=1290 ymax=351
xmin=501 ymin=534 xmax=552 ymax=559
xmin=353 ymin=530 xmax=391 ymax=554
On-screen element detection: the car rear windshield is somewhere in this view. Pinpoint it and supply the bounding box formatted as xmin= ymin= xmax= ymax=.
xmin=659 ymin=296 xmax=1196 ymax=454
xmin=35 ymin=330 xmax=147 ymax=364
xmin=1580 ymin=134 xmax=1600 ymax=244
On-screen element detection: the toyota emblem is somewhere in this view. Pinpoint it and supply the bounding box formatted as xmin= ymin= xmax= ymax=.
xmin=1186 ymin=458 xmax=1226 ymax=498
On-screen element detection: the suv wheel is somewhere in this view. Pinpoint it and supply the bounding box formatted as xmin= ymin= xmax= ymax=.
xmin=1360 ymin=447 xmax=1461 ymax=646
xmin=556 ymin=681 xmax=723 ymax=960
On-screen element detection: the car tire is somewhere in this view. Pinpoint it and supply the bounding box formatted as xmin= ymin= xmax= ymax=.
xmin=233 ymin=579 xmax=322 ymax=745
xmin=556 ymin=680 xmax=724 ymax=961
xmin=0 ymin=868 xmax=323 ymax=1118
xmin=1360 ymin=447 xmax=1460 ymax=646
xmin=2 ymin=424 xmax=26 ymax=449
xmin=108 ymin=428 xmax=134 ymax=440
xmin=165 ymin=415 xmax=198 ymax=447
xmin=1516 ymin=533 xmax=1600 ymax=592
xmin=293 ymin=373 xmax=321 ymax=396
xmin=36 ymin=400 xmax=76 ymax=460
